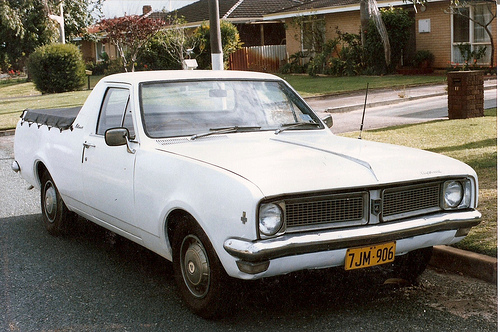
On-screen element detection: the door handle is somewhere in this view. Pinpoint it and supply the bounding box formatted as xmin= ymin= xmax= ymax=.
xmin=82 ymin=142 xmax=95 ymax=163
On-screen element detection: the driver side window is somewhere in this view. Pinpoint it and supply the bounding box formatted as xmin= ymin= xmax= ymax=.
xmin=96 ymin=88 xmax=133 ymax=136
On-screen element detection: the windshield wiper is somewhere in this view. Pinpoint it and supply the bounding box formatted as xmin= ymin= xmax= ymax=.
xmin=274 ymin=122 xmax=320 ymax=135
xmin=190 ymin=126 xmax=261 ymax=140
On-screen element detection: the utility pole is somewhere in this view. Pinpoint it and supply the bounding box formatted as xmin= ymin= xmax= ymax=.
xmin=49 ymin=2 xmax=65 ymax=44
xmin=208 ymin=0 xmax=223 ymax=70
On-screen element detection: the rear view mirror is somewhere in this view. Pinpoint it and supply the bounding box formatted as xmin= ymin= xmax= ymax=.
xmin=322 ymin=114 xmax=333 ymax=128
xmin=105 ymin=127 xmax=129 ymax=146
xmin=209 ymin=89 xmax=227 ymax=98
xmin=105 ymin=127 xmax=136 ymax=154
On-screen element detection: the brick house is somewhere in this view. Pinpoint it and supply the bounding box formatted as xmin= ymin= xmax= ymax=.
xmin=77 ymin=5 xmax=158 ymax=64
xmin=79 ymin=0 xmax=496 ymax=71
xmin=173 ymin=0 xmax=302 ymax=47
xmin=263 ymin=0 xmax=497 ymax=69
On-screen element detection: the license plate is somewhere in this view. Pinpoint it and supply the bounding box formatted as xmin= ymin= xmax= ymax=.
xmin=345 ymin=242 xmax=396 ymax=270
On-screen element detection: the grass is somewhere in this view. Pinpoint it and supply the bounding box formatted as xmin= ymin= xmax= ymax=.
xmin=341 ymin=109 xmax=497 ymax=257
xmin=0 ymin=74 xmax=447 ymax=130
xmin=279 ymin=74 xmax=447 ymax=97
xmin=0 ymin=76 xmax=103 ymax=130
xmin=0 ymin=74 xmax=496 ymax=257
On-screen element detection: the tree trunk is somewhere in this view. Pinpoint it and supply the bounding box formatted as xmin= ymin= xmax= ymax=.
xmin=360 ymin=0 xmax=370 ymax=47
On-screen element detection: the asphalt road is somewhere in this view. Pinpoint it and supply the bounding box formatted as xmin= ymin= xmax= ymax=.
xmin=0 ymin=127 xmax=497 ymax=330
xmin=311 ymin=87 xmax=497 ymax=134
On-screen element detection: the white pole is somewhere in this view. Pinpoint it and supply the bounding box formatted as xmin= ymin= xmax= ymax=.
xmin=48 ymin=2 xmax=65 ymax=43
xmin=59 ymin=3 xmax=65 ymax=44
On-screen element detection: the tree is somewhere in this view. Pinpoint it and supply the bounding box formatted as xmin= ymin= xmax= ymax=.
xmin=360 ymin=0 xmax=426 ymax=68
xmin=192 ymin=20 xmax=242 ymax=69
xmin=360 ymin=0 xmax=390 ymax=67
xmin=97 ymin=15 xmax=166 ymax=72
xmin=0 ymin=0 xmax=102 ymax=71
xmin=57 ymin=0 xmax=103 ymax=42
xmin=365 ymin=8 xmax=413 ymax=73
xmin=446 ymin=0 xmax=496 ymax=68
xmin=0 ymin=0 xmax=56 ymax=71
xmin=155 ymin=15 xmax=198 ymax=67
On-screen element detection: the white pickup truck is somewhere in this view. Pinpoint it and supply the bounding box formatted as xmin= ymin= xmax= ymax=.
xmin=13 ymin=70 xmax=481 ymax=318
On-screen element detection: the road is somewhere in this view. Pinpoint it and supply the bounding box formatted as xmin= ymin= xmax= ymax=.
xmin=0 ymin=109 xmax=497 ymax=330
xmin=310 ymin=87 xmax=497 ymax=134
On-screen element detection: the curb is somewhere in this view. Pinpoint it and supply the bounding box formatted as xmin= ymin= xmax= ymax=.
xmin=320 ymin=83 xmax=496 ymax=113
xmin=0 ymin=129 xmax=15 ymax=137
xmin=325 ymin=91 xmax=447 ymax=113
xmin=429 ymin=245 xmax=497 ymax=284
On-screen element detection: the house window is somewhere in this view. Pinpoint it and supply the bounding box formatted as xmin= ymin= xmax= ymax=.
xmin=451 ymin=4 xmax=492 ymax=64
xmin=300 ymin=17 xmax=325 ymax=54
xmin=96 ymin=42 xmax=107 ymax=61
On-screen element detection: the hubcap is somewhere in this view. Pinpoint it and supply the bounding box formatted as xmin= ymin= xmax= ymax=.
xmin=180 ymin=235 xmax=210 ymax=298
xmin=44 ymin=182 xmax=57 ymax=223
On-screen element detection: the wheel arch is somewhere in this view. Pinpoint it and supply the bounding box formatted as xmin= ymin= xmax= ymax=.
xmin=165 ymin=209 xmax=197 ymax=252
xmin=35 ymin=161 xmax=49 ymax=187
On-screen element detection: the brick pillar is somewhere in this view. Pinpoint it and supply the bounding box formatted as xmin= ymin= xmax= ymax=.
xmin=447 ymin=71 xmax=484 ymax=119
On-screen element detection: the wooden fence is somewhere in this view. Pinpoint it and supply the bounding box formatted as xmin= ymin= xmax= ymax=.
xmin=229 ymin=45 xmax=287 ymax=72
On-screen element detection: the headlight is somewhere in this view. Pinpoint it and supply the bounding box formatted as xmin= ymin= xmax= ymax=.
xmin=259 ymin=203 xmax=284 ymax=237
xmin=443 ymin=180 xmax=472 ymax=209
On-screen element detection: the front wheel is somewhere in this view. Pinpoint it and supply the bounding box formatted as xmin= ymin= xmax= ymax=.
xmin=40 ymin=171 xmax=70 ymax=236
xmin=390 ymin=247 xmax=433 ymax=282
xmin=172 ymin=218 xmax=232 ymax=319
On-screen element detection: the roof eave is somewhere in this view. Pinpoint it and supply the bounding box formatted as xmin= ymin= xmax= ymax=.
xmin=262 ymin=0 xmax=433 ymax=20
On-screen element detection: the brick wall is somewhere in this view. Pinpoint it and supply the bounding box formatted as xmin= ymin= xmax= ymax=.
xmin=283 ymin=1 xmax=496 ymax=69
xmin=415 ymin=2 xmax=451 ymax=68
xmin=415 ymin=2 xmax=497 ymax=68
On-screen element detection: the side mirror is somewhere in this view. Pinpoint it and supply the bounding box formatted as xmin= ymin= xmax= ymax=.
xmin=322 ymin=114 xmax=333 ymax=128
xmin=105 ymin=127 xmax=136 ymax=154
xmin=105 ymin=127 xmax=129 ymax=146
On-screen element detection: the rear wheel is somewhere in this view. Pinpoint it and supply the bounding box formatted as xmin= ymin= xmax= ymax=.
xmin=40 ymin=171 xmax=70 ymax=235
xmin=391 ymin=247 xmax=433 ymax=282
xmin=172 ymin=217 xmax=231 ymax=319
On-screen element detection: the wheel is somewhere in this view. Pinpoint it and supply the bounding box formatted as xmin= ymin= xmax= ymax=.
xmin=40 ymin=171 xmax=70 ymax=236
xmin=172 ymin=217 xmax=231 ymax=319
xmin=390 ymin=247 xmax=433 ymax=282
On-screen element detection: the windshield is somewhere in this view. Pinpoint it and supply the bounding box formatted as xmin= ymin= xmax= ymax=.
xmin=139 ymin=79 xmax=322 ymax=138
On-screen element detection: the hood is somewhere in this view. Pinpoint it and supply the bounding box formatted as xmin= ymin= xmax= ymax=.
xmin=156 ymin=132 xmax=476 ymax=197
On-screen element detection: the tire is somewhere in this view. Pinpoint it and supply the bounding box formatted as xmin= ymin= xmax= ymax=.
xmin=391 ymin=247 xmax=433 ymax=282
xmin=172 ymin=217 xmax=232 ymax=319
xmin=40 ymin=171 xmax=70 ymax=236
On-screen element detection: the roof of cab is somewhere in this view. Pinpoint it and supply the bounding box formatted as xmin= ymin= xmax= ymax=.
xmin=101 ymin=70 xmax=282 ymax=85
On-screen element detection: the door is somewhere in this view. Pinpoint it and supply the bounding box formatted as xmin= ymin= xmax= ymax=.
xmin=81 ymin=86 xmax=139 ymax=237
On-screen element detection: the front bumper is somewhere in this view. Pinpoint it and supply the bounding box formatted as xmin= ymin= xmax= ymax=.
xmin=224 ymin=210 xmax=481 ymax=274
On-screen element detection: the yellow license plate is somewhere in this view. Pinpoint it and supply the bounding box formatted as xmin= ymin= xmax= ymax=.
xmin=345 ymin=242 xmax=396 ymax=270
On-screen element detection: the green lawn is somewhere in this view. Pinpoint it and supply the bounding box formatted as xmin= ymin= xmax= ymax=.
xmin=0 ymin=74 xmax=446 ymax=130
xmin=0 ymin=76 xmax=103 ymax=130
xmin=0 ymin=75 xmax=496 ymax=257
xmin=341 ymin=109 xmax=497 ymax=257
xmin=279 ymin=74 xmax=447 ymax=97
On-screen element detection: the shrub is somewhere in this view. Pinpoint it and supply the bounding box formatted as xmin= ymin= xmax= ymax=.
xmin=413 ymin=50 xmax=435 ymax=68
xmin=307 ymin=39 xmax=338 ymax=76
xmin=28 ymin=43 xmax=86 ymax=93
xmin=279 ymin=52 xmax=309 ymax=74
xmin=137 ymin=33 xmax=181 ymax=71
xmin=365 ymin=8 xmax=413 ymax=74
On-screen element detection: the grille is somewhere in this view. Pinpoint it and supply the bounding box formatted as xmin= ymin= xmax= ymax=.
xmin=285 ymin=193 xmax=366 ymax=230
xmin=382 ymin=182 xmax=441 ymax=221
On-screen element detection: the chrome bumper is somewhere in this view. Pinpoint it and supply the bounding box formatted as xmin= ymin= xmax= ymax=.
xmin=224 ymin=210 xmax=481 ymax=264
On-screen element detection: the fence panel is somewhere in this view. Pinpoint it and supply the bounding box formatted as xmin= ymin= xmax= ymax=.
xmin=229 ymin=45 xmax=287 ymax=72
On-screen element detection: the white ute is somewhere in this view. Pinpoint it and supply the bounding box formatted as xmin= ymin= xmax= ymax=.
xmin=13 ymin=70 xmax=481 ymax=318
